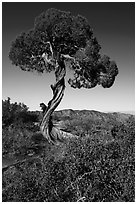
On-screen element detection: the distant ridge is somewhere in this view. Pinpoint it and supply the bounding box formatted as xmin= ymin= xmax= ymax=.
xmin=106 ymin=111 xmax=135 ymax=115
xmin=120 ymin=111 xmax=135 ymax=115
xmin=52 ymin=109 xmax=134 ymax=124
xmin=34 ymin=109 xmax=134 ymax=124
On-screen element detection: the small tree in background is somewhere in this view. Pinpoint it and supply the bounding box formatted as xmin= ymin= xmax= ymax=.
xmin=9 ymin=8 xmax=118 ymax=144
xmin=2 ymin=98 xmax=38 ymax=127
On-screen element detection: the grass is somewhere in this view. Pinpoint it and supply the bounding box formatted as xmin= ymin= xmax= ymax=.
xmin=2 ymin=111 xmax=135 ymax=202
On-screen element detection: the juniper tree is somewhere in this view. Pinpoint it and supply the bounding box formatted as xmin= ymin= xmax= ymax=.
xmin=9 ymin=8 xmax=118 ymax=144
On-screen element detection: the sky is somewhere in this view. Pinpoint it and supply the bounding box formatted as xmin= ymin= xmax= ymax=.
xmin=2 ymin=2 xmax=135 ymax=112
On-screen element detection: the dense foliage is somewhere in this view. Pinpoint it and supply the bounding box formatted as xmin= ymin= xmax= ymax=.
xmin=9 ymin=8 xmax=118 ymax=89
xmin=9 ymin=8 xmax=96 ymax=71
xmin=2 ymin=101 xmax=135 ymax=202
xmin=2 ymin=98 xmax=38 ymax=127
xmin=2 ymin=98 xmax=39 ymax=157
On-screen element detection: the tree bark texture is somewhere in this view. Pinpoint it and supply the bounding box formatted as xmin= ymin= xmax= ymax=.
xmin=40 ymin=56 xmax=76 ymax=144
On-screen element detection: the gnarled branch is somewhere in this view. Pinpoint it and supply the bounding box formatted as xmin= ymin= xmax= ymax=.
xmin=40 ymin=55 xmax=77 ymax=144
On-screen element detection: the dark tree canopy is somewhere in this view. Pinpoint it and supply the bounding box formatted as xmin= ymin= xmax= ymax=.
xmin=9 ymin=8 xmax=118 ymax=89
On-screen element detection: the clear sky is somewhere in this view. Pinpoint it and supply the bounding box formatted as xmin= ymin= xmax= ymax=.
xmin=2 ymin=2 xmax=135 ymax=112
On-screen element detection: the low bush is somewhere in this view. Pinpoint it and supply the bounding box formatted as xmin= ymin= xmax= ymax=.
xmin=2 ymin=98 xmax=38 ymax=127
xmin=2 ymin=99 xmax=135 ymax=202
xmin=3 ymin=130 xmax=135 ymax=201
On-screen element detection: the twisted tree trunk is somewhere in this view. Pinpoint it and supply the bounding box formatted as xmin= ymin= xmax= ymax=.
xmin=40 ymin=55 xmax=76 ymax=144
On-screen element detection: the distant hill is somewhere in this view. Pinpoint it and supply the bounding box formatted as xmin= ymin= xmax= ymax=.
xmin=34 ymin=109 xmax=134 ymax=125
xmin=53 ymin=109 xmax=134 ymax=123
xmin=120 ymin=111 xmax=135 ymax=115
xmin=48 ymin=109 xmax=134 ymax=139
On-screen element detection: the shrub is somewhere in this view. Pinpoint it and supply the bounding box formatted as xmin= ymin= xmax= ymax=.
xmin=2 ymin=126 xmax=34 ymax=158
xmin=2 ymin=98 xmax=38 ymax=127
xmin=3 ymin=132 xmax=135 ymax=201
xmin=2 ymin=101 xmax=135 ymax=202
